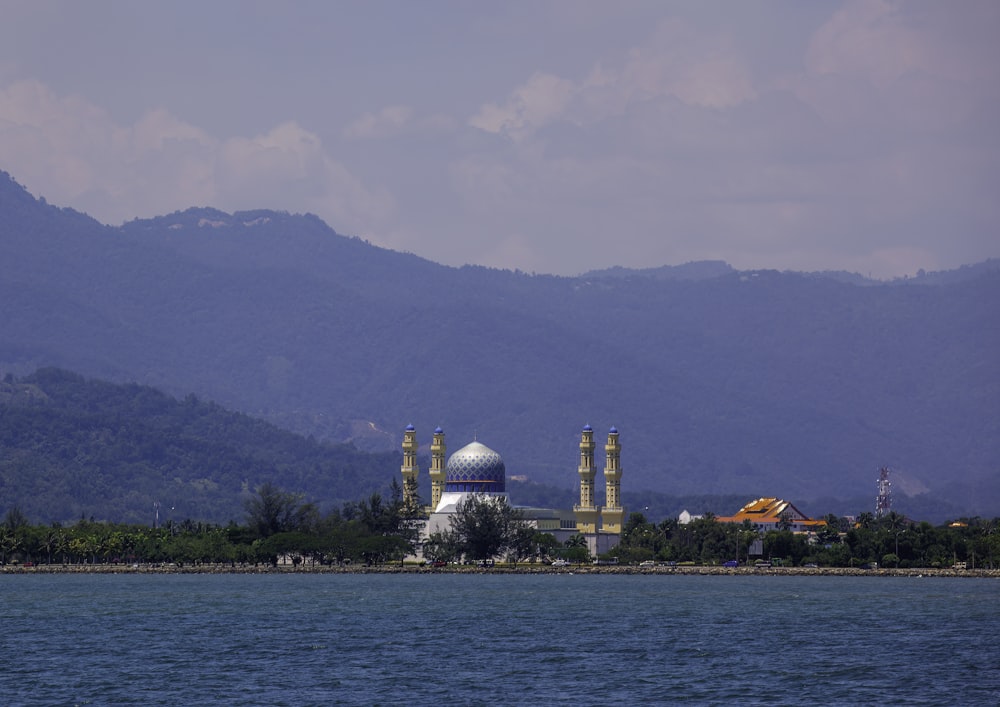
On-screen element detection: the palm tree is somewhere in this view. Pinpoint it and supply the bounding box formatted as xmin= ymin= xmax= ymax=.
xmin=0 ymin=526 xmax=14 ymax=563
xmin=41 ymin=529 xmax=58 ymax=565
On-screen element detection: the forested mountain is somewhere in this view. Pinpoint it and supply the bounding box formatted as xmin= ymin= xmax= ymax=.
xmin=0 ymin=368 xmax=399 ymax=524
xmin=0 ymin=367 xmax=761 ymax=525
xmin=1 ymin=170 xmax=998 ymax=518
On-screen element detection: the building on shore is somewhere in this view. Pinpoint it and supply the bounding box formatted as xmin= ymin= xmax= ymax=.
xmin=678 ymin=510 xmax=703 ymax=525
xmin=401 ymin=423 xmax=625 ymax=559
xmin=716 ymin=497 xmax=823 ymax=533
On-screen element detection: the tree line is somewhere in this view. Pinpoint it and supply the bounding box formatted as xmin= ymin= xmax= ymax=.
xmin=3 ymin=484 xmax=997 ymax=569
xmin=0 ymin=481 xmax=421 ymax=568
xmin=0 ymin=483 xmax=583 ymax=567
xmin=615 ymin=510 xmax=1000 ymax=569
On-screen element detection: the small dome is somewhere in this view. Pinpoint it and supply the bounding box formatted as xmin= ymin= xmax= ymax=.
xmin=405 ymin=423 xmax=415 ymax=431
xmin=445 ymin=441 xmax=505 ymax=493
xmin=434 ymin=426 xmax=444 ymax=434
xmin=609 ymin=426 xmax=618 ymax=434
xmin=583 ymin=424 xmax=592 ymax=432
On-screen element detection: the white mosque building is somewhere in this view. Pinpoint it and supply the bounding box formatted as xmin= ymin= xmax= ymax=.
xmin=401 ymin=423 xmax=625 ymax=558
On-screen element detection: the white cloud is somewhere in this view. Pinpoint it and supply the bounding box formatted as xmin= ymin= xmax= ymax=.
xmin=0 ymin=79 xmax=389 ymax=233
xmin=469 ymin=72 xmax=577 ymax=140
xmin=798 ymin=0 xmax=999 ymax=126
xmin=468 ymin=17 xmax=757 ymax=146
xmin=618 ymin=18 xmax=756 ymax=109
xmin=804 ymin=0 xmax=1000 ymax=88
xmin=806 ymin=0 xmax=920 ymax=87
xmin=343 ymin=105 xmax=413 ymax=140
xmin=343 ymin=105 xmax=458 ymax=141
xmin=448 ymin=4 xmax=997 ymax=277
xmin=1 ymin=4 xmax=996 ymax=279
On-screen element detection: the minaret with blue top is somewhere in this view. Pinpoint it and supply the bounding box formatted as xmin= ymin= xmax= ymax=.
xmin=601 ymin=426 xmax=624 ymax=533
xmin=429 ymin=426 xmax=447 ymax=512
xmin=574 ymin=424 xmax=600 ymax=534
xmin=401 ymin=424 xmax=420 ymax=509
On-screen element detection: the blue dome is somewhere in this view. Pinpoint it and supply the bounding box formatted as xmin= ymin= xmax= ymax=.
xmin=405 ymin=423 xmax=415 ymax=431
xmin=609 ymin=426 xmax=618 ymax=434
xmin=445 ymin=441 xmax=505 ymax=493
xmin=434 ymin=426 xmax=444 ymax=434
xmin=583 ymin=424 xmax=592 ymax=431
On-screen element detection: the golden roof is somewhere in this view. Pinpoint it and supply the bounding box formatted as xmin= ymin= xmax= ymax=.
xmin=717 ymin=497 xmax=822 ymax=527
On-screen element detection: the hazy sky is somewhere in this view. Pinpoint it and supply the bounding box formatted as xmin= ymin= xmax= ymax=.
xmin=1 ymin=1 xmax=997 ymax=277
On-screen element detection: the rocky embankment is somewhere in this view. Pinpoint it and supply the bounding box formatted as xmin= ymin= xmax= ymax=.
xmin=2 ymin=563 xmax=997 ymax=578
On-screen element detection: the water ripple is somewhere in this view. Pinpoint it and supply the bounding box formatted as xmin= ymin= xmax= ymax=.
xmin=1 ymin=574 xmax=997 ymax=705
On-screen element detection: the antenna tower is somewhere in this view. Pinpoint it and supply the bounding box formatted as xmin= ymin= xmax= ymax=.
xmin=875 ymin=467 xmax=892 ymax=518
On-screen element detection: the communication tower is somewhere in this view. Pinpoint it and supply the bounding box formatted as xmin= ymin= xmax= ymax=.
xmin=875 ymin=467 xmax=892 ymax=518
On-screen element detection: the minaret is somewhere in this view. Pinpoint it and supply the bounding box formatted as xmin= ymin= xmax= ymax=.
xmin=401 ymin=424 xmax=420 ymax=509
xmin=601 ymin=426 xmax=624 ymax=533
xmin=574 ymin=424 xmax=599 ymax=533
xmin=429 ymin=426 xmax=447 ymax=512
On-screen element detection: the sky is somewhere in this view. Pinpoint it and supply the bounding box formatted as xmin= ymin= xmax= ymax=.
xmin=1 ymin=0 xmax=997 ymax=278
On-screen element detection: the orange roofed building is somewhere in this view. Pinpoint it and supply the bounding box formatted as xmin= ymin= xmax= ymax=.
xmin=717 ymin=497 xmax=824 ymax=533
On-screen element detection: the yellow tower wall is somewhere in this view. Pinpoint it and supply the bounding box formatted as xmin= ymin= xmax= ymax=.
xmin=601 ymin=428 xmax=624 ymax=534
xmin=574 ymin=426 xmax=600 ymax=534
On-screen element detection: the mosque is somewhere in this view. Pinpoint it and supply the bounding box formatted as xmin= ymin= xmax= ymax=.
xmin=400 ymin=423 xmax=625 ymax=558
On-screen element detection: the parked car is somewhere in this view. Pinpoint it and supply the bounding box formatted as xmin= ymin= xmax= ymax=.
xmin=639 ymin=560 xmax=656 ymax=567
xmin=551 ymin=559 xmax=571 ymax=567
xmin=723 ymin=560 xmax=739 ymax=567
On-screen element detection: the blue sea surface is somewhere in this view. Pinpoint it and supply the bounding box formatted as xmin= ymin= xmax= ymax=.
xmin=1 ymin=573 xmax=997 ymax=705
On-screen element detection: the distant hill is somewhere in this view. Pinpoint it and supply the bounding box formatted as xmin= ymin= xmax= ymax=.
xmin=0 ymin=368 xmax=400 ymax=524
xmin=1 ymin=169 xmax=998 ymax=518
xmin=0 ymin=368 xmax=966 ymax=525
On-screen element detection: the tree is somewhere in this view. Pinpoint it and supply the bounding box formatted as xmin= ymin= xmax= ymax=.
xmin=3 ymin=506 xmax=29 ymax=531
xmin=883 ymin=511 xmax=907 ymax=532
xmin=448 ymin=494 xmax=528 ymax=561
xmin=534 ymin=532 xmax=561 ymax=561
xmin=422 ymin=530 xmax=462 ymax=563
xmin=354 ymin=484 xmax=421 ymax=562
xmin=764 ymin=529 xmax=806 ymax=564
xmin=816 ymin=515 xmax=842 ymax=545
xmin=619 ymin=512 xmax=659 ymax=563
xmin=561 ymin=534 xmax=591 ymax=563
xmin=244 ymin=482 xmax=310 ymax=538
xmin=507 ymin=525 xmax=540 ymax=563
xmin=0 ymin=525 xmax=15 ymax=563
xmin=402 ymin=476 xmax=424 ymax=518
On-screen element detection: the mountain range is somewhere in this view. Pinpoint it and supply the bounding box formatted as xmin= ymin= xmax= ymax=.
xmin=1 ymin=169 xmax=998 ymax=519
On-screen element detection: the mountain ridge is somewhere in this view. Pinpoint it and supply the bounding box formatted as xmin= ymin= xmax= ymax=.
xmin=2 ymin=169 xmax=998 ymax=516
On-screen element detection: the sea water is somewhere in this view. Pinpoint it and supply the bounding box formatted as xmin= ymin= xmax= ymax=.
xmin=1 ymin=573 xmax=997 ymax=705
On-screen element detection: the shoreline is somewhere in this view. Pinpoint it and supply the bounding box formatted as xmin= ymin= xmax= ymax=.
xmin=3 ymin=563 xmax=997 ymax=578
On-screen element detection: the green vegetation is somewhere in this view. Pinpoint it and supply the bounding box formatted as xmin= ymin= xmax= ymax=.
xmin=422 ymin=495 xmax=536 ymax=563
xmin=0 ymin=477 xmax=421 ymax=567
xmin=0 ymin=366 xmax=996 ymax=570
xmin=2 ymin=494 xmax=996 ymax=570
xmin=0 ymin=368 xmax=401 ymax=524
xmin=615 ymin=510 xmax=1000 ymax=569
